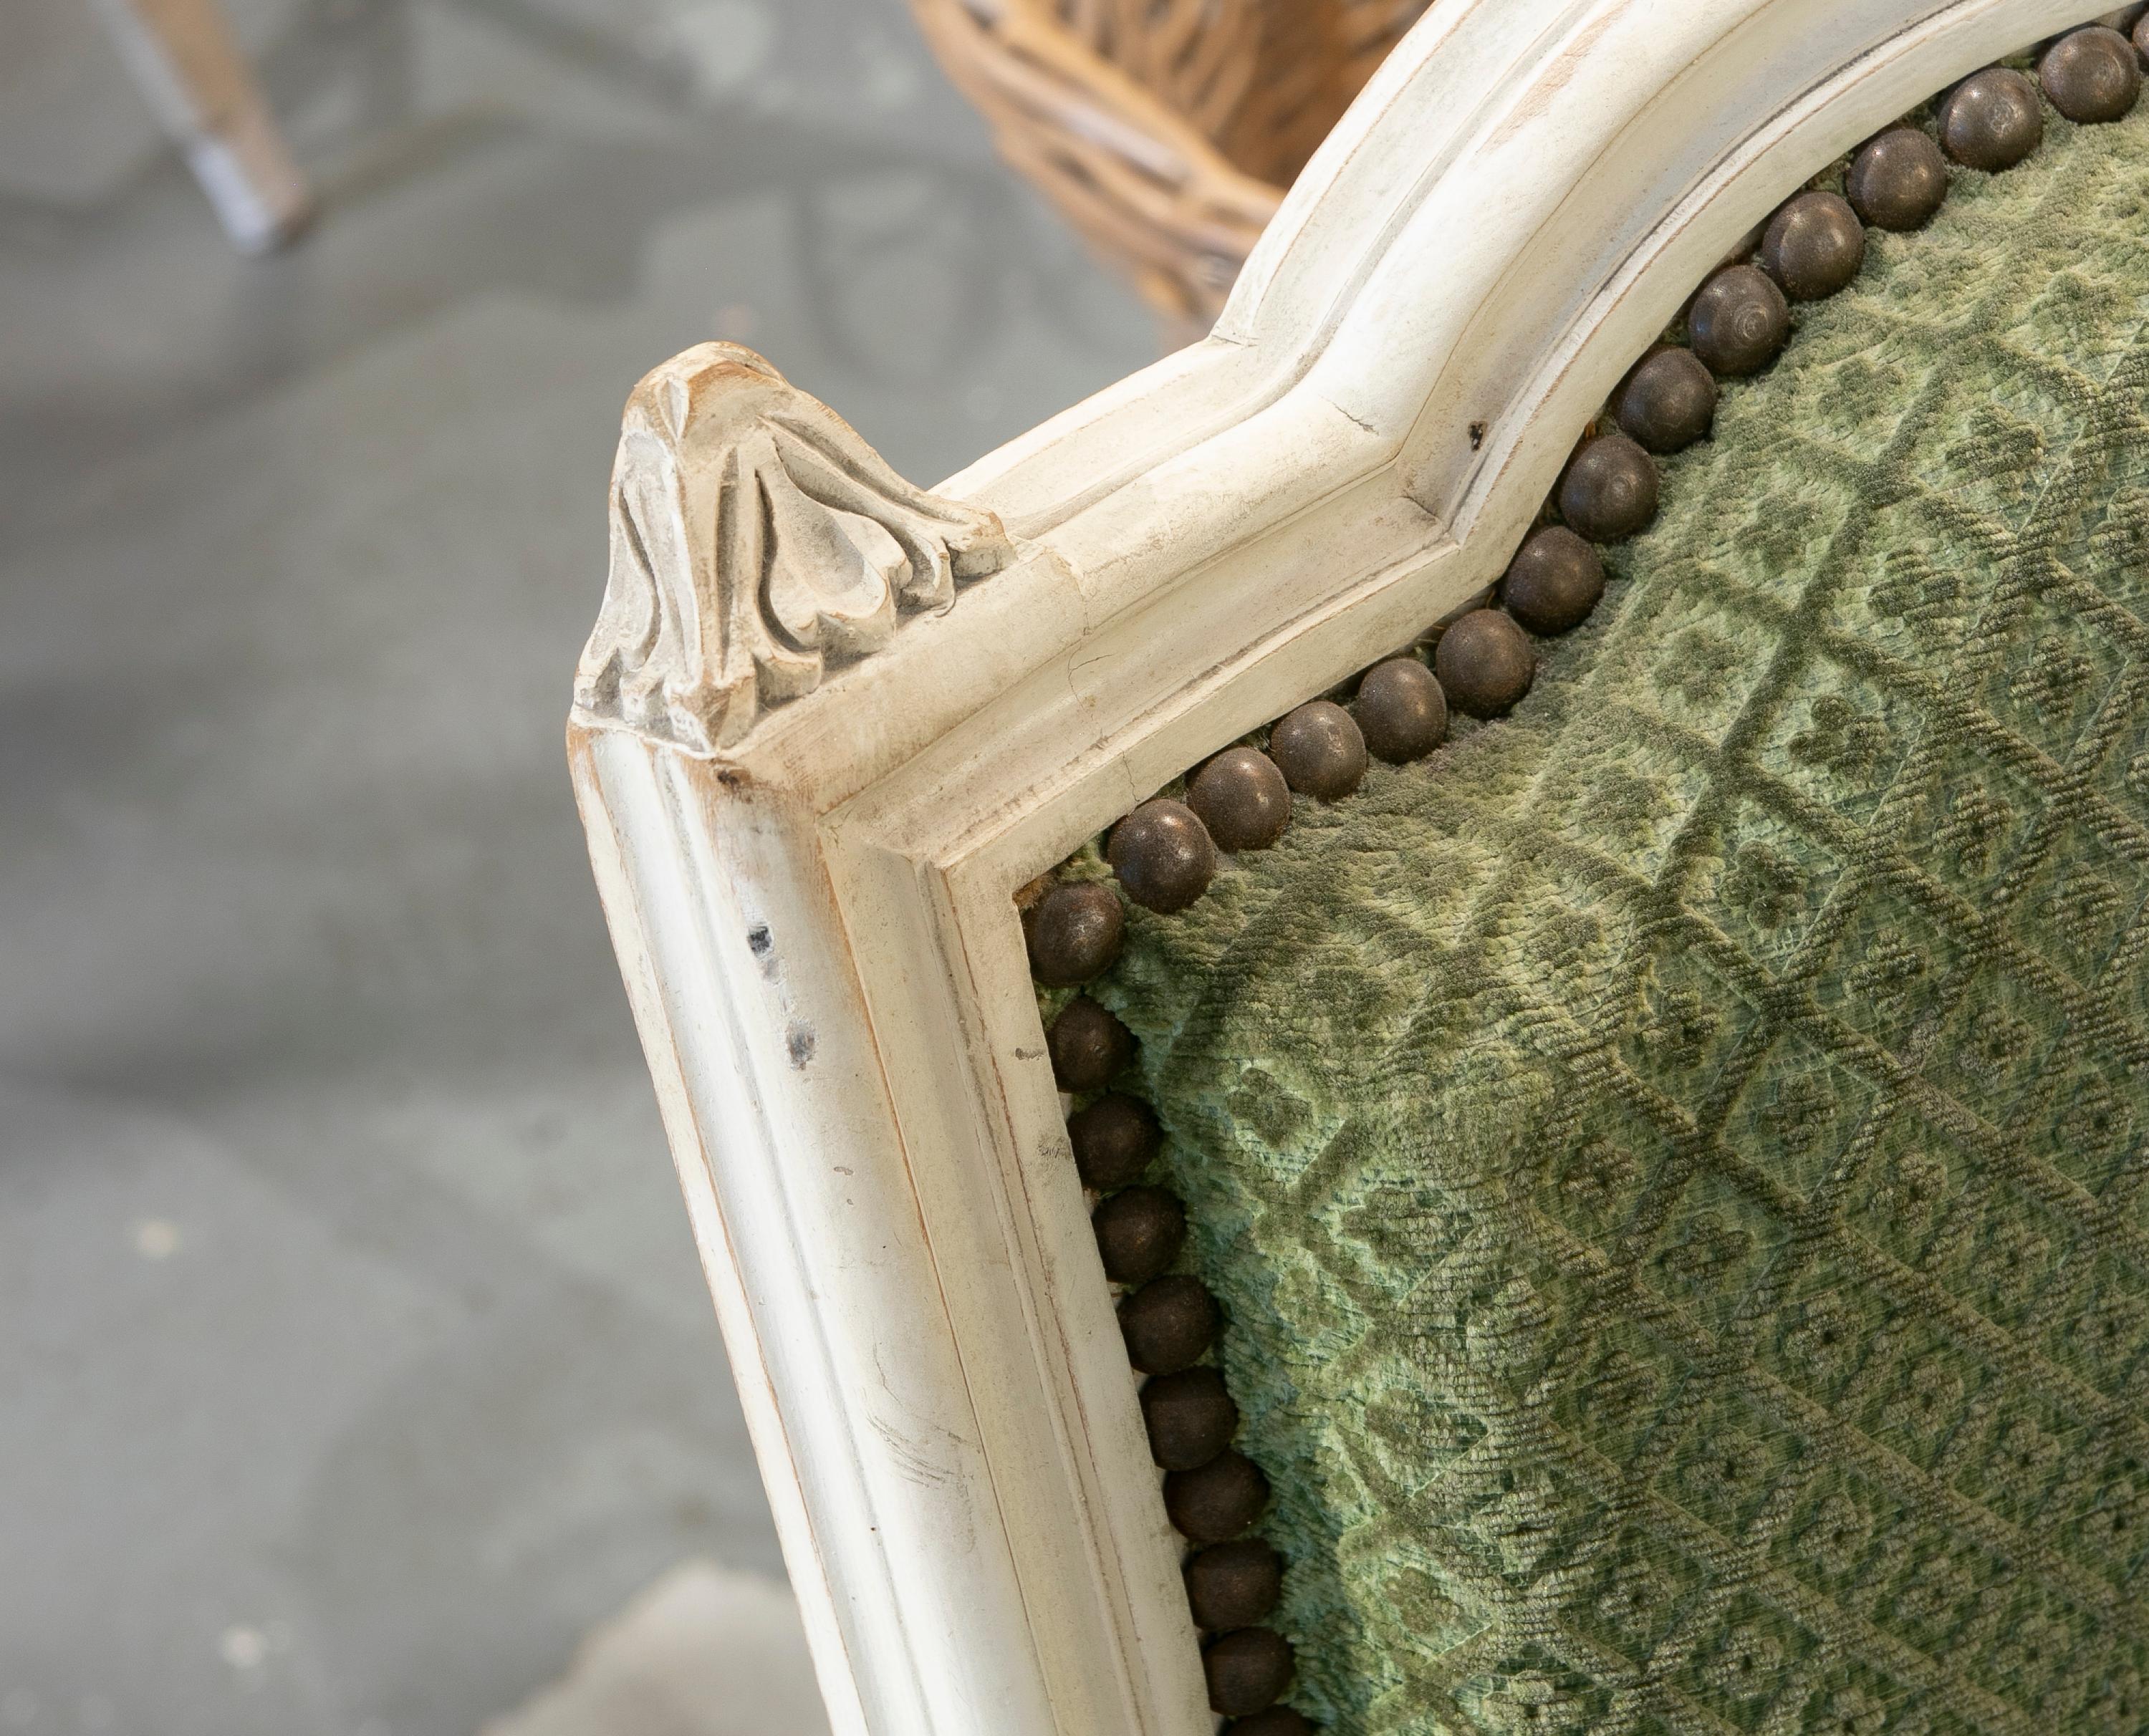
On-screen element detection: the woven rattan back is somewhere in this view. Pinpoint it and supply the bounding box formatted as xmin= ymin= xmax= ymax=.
xmin=910 ymin=0 xmax=1433 ymax=336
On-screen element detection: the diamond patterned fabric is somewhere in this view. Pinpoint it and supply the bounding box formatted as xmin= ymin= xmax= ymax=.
xmin=1091 ymin=112 xmax=2149 ymax=1732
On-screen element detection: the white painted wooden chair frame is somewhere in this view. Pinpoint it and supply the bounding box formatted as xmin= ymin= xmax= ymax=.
xmin=567 ymin=4 xmax=2100 ymax=1732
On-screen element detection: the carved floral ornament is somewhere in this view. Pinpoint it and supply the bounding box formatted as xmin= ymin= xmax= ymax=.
xmin=573 ymin=343 xmax=1018 ymax=753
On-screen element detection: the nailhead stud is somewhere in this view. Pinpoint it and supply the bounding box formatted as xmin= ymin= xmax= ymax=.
xmin=1120 ymin=1274 xmax=1221 ymax=1374
xmin=1140 ymin=1366 xmax=1239 ymax=1470
xmin=1047 ymin=995 xmax=1134 ymax=1091
xmin=1068 ymin=1092 xmax=1160 ymax=1190
xmin=1164 ymin=1448 xmax=1270 ymax=1541
xmin=1846 ymin=127 xmax=1948 ymax=231
xmin=1205 ymin=1629 xmax=1296 ymax=1717
xmin=1108 ymin=799 xmax=1216 ymax=914
xmin=1186 ymin=1538 xmax=1284 ymax=1631
xmin=2041 ymin=25 xmax=2142 ymax=122
xmin=1613 ymin=347 xmax=1716 ymax=453
xmin=1761 ymin=190 xmax=1866 ymax=300
xmin=1355 ymin=658 xmax=1448 ymax=763
xmin=1434 ymin=609 xmax=1537 ymax=719
xmin=1188 ymin=746 xmax=1292 ymax=852
xmin=1501 ymin=526 xmax=1605 ymax=637
xmin=1688 ymin=264 xmax=1791 ymax=377
xmin=1940 ymin=67 xmax=2044 ymax=170
xmin=1093 ymin=1185 xmax=1187 ymax=1286
xmin=1268 ymin=700 xmax=1367 ymax=800
xmin=1025 ymin=881 xmax=1124 ymax=986
xmin=1558 ymin=433 xmax=1658 ymax=543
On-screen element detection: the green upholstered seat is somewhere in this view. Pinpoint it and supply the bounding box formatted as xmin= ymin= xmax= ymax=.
xmin=1076 ymin=105 xmax=2149 ymax=1734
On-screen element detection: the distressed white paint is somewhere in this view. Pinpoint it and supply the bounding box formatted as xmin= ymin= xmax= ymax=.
xmin=568 ymin=4 xmax=2100 ymax=1733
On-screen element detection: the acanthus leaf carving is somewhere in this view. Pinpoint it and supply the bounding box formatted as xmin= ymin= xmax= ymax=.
xmin=573 ymin=342 xmax=1017 ymax=752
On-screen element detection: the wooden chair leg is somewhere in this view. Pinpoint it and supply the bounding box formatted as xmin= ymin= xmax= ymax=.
xmin=90 ymin=0 xmax=314 ymax=253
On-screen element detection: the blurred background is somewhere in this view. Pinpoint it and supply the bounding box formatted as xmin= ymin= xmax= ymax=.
xmin=0 ymin=0 xmax=1156 ymax=1729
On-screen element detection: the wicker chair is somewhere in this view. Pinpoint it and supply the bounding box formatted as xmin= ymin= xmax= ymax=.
xmin=908 ymin=0 xmax=1433 ymax=335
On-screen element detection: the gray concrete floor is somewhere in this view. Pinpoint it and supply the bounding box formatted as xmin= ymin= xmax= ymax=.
xmin=0 ymin=1 xmax=1155 ymax=1730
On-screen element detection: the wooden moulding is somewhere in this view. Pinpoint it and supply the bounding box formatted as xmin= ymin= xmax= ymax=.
xmin=566 ymin=5 xmax=2100 ymax=1734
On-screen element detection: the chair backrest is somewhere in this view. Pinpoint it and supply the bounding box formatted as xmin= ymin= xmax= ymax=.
xmin=567 ymin=4 xmax=2130 ymax=1733
xmin=904 ymin=0 xmax=1432 ymax=332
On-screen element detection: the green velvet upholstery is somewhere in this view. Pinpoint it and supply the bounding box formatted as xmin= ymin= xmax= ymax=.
xmin=1090 ymin=107 xmax=2149 ymax=1733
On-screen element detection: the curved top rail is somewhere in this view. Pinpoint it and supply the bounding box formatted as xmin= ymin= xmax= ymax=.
xmin=642 ymin=0 xmax=2081 ymax=819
